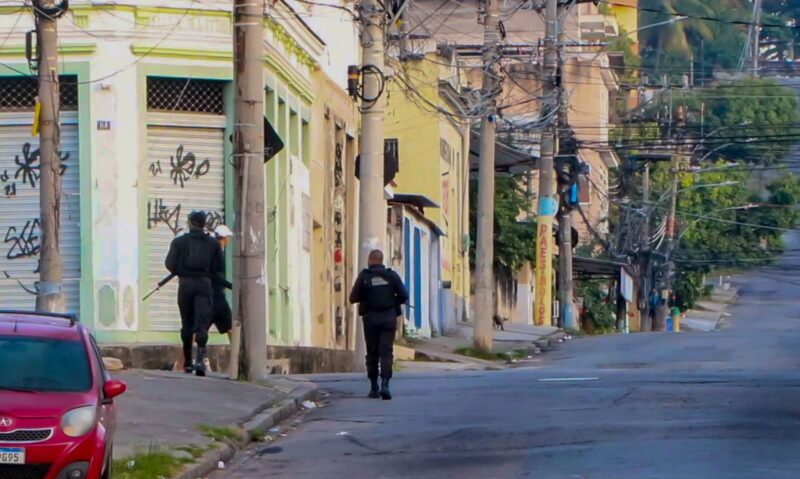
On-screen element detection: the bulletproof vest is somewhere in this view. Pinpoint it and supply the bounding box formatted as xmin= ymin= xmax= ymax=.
xmin=183 ymin=234 xmax=213 ymax=274
xmin=361 ymin=269 xmax=397 ymax=313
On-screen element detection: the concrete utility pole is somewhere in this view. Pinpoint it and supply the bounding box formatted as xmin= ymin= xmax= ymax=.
xmin=232 ymin=0 xmax=268 ymax=381
xmin=555 ymin=4 xmax=574 ymax=331
xmin=658 ymin=154 xmax=680 ymax=331
xmin=639 ymin=164 xmax=652 ymax=332
xmin=355 ymin=0 xmax=387 ymax=366
xmin=34 ymin=0 xmax=65 ymax=313
xmin=534 ymin=0 xmax=558 ymax=327
xmin=473 ymin=0 xmax=501 ymax=351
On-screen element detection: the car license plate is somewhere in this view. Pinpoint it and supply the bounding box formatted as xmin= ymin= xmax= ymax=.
xmin=0 ymin=447 xmax=25 ymax=464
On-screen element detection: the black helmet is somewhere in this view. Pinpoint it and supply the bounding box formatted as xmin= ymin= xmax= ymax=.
xmin=188 ymin=210 xmax=206 ymax=227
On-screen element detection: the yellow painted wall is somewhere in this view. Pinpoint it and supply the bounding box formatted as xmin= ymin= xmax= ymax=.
xmin=385 ymin=54 xmax=471 ymax=317
xmin=385 ymin=58 xmax=441 ymax=226
xmin=611 ymin=0 xmax=638 ymax=52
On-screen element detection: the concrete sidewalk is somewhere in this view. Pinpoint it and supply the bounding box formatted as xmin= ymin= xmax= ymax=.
xmin=112 ymin=370 xmax=318 ymax=478
xmin=681 ymin=286 xmax=740 ymax=332
xmin=404 ymin=322 xmax=565 ymax=368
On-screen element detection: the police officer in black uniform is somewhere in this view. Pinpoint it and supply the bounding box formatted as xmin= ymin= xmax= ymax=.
xmin=165 ymin=211 xmax=225 ymax=376
xmin=349 ymin=249 xmax=408 ymax=400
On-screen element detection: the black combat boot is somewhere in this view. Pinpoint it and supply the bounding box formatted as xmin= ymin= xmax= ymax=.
xmin=368 ymin=379 xmax=380 ymax=399
xmin=195 ymin=348 xmax=207 ymax=377
xmin=183 ymin=348 xmax=194 ymax=374
xmin=380 ymin=378 xmax=392 ymax=400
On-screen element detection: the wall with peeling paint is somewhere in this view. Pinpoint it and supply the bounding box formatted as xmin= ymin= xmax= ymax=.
xmin=0 ymin=1 xmax=359 ymax=352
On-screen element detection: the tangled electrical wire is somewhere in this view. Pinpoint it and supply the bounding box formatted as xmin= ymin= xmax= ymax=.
xmin=354 ymin=64 xmax=386 ymax=109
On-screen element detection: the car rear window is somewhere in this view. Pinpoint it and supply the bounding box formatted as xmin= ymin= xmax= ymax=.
xmin=0 ymin=336 xmax=92 ymax=392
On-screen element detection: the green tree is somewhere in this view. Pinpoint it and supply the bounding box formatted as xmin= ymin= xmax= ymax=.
xmin=650 ymin=165 xmax=800 ymax=309
xmin=639 ymin=80 xmax=800 ymax=165
xmin=639 ymin=0 xmax=750 ymax=81
xmin=469 ymin=176 xmax=537 ymax=289
xmin=762 ymin=2 xmax=800 ymax=60
xmin=687 ymin=80 xmax=800 ymax=164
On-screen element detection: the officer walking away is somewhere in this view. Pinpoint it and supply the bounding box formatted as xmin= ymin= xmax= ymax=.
xmin=209 ymin=225 xmax=234 ymax=342
xmin=165 ymin=211 xmax=225 ymax=376
xmin=349 ymin=249 xmax=408 ymax=400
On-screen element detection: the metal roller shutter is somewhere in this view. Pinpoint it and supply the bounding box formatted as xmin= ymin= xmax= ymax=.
xmin=0 ymin=111 xmax=81 ymax=312
xmin=145 ymin=112 xmax=226 ymax=331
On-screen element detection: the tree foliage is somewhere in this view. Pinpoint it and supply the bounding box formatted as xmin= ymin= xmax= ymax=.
xmin=650 ymin=164 xmax=800 ymax=309
xmin=469 ymin=177 xmax=537 ymax=276
xmin=762 ymin=1 xmax=800 ymax=60
xmin=640 ymin=80 xmax=800 ymax=165
xmin=639 ymin=0 xmax=750 ymax=81
xmin=576 ymin=281 xmax=616 ymax=333
xmin=686 ymin=80 xmax=800 ymax=165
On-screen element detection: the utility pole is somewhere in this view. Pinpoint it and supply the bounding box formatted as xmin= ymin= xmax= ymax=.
xmin=752 ymin=0 xmax=762 ymax=77
xmin=639 ymin=164 xmax=651 ymax=332
xmin=534 ymin=0 xmax=558 ymax=327
xmin=555 ymin=3 xmax=575 ymax=331
xmin=658 ymin=153 xmax=679 ymax=332
xmin=232 ymin=0 xmax=268 ymax=381
xmin=34 ymin=0 xmax=66 ymax=313
xmin=355 ymin=0 xmax=387 ymax=365
xmin=473 ymin=0 xmax=500 ymax=351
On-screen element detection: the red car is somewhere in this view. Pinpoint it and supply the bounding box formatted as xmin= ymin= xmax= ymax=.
xmin=0 ymin=310 xmax=126 ymax=479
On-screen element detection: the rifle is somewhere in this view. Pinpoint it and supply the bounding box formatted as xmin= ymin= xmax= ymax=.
xmin=142 ymin=273 xmax=176 ymax=301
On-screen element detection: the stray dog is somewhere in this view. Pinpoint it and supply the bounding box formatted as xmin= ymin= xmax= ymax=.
xmin=492 ymin=314 xmax=508 ymax=331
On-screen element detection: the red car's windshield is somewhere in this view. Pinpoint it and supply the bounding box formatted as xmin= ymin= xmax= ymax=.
xmin=0 ymin=336 xmax=92 ymax=392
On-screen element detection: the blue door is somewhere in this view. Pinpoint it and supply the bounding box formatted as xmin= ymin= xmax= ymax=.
xmin=403 ymin=218 xmax=412 ymax=320
xmin=413 ymin=228 xmax=423 ymax=329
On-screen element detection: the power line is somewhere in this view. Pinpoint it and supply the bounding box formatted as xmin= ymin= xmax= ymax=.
xmin=601 ymin=0 xmax=800 ymax=31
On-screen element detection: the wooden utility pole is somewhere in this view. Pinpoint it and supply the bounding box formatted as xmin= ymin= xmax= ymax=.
xmin=34 ymin=0 xmax=66 ymax=313
xmin=534 ymin=0 xmax=558 ymax=327
xmin=355 ymin=0 xmax=387 ymax=367
xmin=473 ymin=0 xmax=501 ymax=351
xmin=232 ymin=0 xmax=268 ymax=381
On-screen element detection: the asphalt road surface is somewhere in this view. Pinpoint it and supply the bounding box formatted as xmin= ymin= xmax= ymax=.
xmin=215 ymin=259 xmax=800 ymax=478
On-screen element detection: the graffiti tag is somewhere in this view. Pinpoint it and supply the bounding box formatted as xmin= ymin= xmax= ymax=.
xmin=1 ymin=143 xmax=70 ymax=196
xmin=147 ymin=198 xmax=183 ymax=236
xmin=4 ymin=219 xmax=41 ymax=260
xmin=168 ymin=145 xmax=210 ymax=188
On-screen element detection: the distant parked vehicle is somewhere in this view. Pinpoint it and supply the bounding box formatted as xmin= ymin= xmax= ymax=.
xmin=0 ymin=310 xmax=126 ymax=479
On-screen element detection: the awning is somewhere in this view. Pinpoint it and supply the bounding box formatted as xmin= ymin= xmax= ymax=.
xmin=390 ymin=193 xmax=440 ymax=211
xmin=572 ymin=256 xmax=629 ymax=280
xmin=469 ymin=129 xmax=536 ymax=174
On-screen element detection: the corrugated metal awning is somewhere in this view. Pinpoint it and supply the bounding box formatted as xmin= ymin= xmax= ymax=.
xmin=469 ymin=129 xmax=536 ymax=174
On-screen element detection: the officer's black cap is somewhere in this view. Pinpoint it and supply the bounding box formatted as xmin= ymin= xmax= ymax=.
xmin=188 ymin=210 xmax=206 ymax=227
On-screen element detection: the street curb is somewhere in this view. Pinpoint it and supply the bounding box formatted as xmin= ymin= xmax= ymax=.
xmin=406 ymin=329 xmax=568 ymax=369
xmin=173 ymin=380 xmax=319 ymax=479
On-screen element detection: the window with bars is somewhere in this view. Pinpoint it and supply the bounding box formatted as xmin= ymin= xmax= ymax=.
xmin=0 ymin=75 xmax=78 ymax=112
xmin=146 ymin=77 xmax=225 ymax=114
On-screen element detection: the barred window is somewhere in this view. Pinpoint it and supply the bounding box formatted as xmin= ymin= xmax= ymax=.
xmin=147 ymin=77 xmax=225 ymax=114
xmin=0 ymin=75 xmax=78 ymax=112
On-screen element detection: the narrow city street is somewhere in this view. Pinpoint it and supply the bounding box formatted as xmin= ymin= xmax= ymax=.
xmin=214 ymin=245 xmax=800 ymax=478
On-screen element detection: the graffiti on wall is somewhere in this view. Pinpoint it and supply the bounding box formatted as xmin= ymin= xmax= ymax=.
xmin=147 ymin=145 xmax=222 ymax=237
xmin=333 ymin=138 xmax=346 ymax=342
xmin=1 ymin=142 xmax=71 ymax=296
xmin=148 ymin=145 xmax=211 ymax=189
xmin=4 ymin=219 xmax=41 ymax=261
xmin=1 ymin=143 xmax=70 ymax=197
